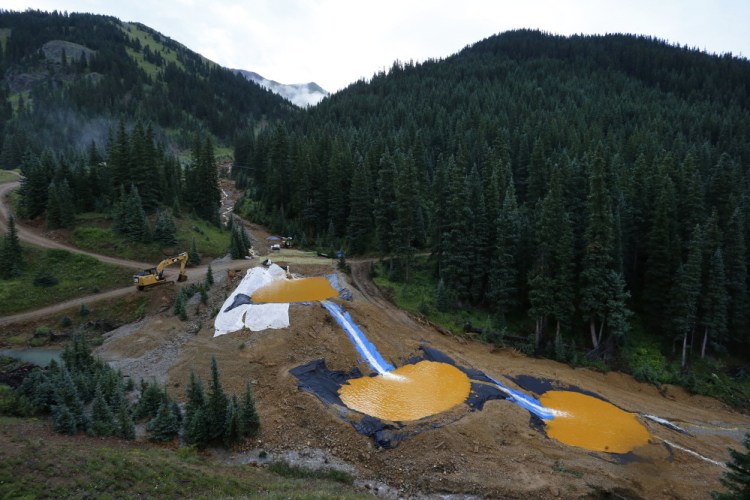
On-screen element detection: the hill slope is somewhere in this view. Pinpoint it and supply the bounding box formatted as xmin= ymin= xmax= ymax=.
xmin=0 ymin=10 xmax=294 ymax=157
xmin=233 ymin=29 xmax=750 ymax=376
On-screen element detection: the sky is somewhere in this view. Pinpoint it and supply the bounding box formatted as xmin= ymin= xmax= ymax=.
xmin=4 ymin=0 xmax=749 ymax=92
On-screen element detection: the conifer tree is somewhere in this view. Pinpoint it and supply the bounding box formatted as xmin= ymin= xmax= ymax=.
xmin=240 ymin=381 xmax=260 ymax=438
xmin=714 ymin=433 xmax=750 ymax=499
xmin=223 ymin=395 xmax=241 ymax=446
xmin=1 ymin=215 xmax=23 ymax=279
xmin=173 ymin=288 xmax=188 ymax=320
xmin=188 ymin=237 xmax=201 ymax=265
xmin=206 ymin=356 xmax=229 ymax=444
xmin=671 ymin=225 xmax=704 ymax=368
xmin=116 ymin=399 xmax=136 ymax=440
xmin=205 ymin=263 xmax=214 ymax=289
xmin=488 ymin=183 xmax=521 ymax=327
xmin=185 ymin=370 xmax=206 ymax=424
xmin=701 ymin=248 xmax=729 ymax=358
xmin=153 ymin=209 xmax=178 ymax=246
xmin=90 ymin=384 xmax=115 ymax=436
xmin=147 ymin=399 xmax=179 ymax=442
xmin=347 ymin=160 xmax=373 ymax=255
xmin=135 ymin=381 xmax=165 ymax=420
xmin=52 ymin=403 xmax=78 ymax=435
xmin=184 ymin=405 xmax=209 ymax=449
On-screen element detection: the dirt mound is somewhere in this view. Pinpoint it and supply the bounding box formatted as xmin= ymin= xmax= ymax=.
xmin=94 ymin=260 xmax=750 ymax=499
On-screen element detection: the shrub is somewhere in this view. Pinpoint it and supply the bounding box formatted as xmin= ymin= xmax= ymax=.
xmin=33 ymin=272 xmax=59 ymax=287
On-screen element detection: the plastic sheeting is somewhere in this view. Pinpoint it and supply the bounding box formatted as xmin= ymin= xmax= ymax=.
xmin=214 ymin=264 xmax=290 ymax=336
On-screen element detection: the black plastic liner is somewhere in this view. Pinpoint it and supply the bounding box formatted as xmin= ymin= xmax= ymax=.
xmin=289 ymin=346 xmax=507 ymax=448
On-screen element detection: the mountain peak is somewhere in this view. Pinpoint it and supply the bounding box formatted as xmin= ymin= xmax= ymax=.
xmin=233 ymin=69 xmax=329 ymax=107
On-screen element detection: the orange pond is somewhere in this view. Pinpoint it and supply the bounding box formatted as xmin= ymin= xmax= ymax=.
xmin=338 ymin=361 xmax=472 ymax=421
xmin=540 ymin=390 xmax=651 ymax=453
xmin=251 ymin=277 xmax=339 ymax=303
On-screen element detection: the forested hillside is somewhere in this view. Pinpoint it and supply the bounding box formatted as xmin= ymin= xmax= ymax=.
xmin=0 ymin=10 xmax=292 ymax=258
xmin=234 ymin=30 xmax=750 ymax=375
xmin=0 ymin=9 xmax=291 ymax=162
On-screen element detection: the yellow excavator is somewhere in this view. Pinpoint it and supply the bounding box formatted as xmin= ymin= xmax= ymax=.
xmin=133 ymin=252 xmax=189 ymax=290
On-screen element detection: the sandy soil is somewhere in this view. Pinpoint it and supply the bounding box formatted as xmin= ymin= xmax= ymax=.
xmin=94 ymin=258 xmax=750 ymax=499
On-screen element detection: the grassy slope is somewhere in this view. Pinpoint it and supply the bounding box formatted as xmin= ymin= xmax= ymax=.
xmin=0 ymin=246 xmax=134 ymax=316
xmin=71 ymin=214 xmax=230 ymax=264
xmin=0 ymin=170 xmax=20 ymax=183
xmin=0 ymin=417 xmax=368 ymax=499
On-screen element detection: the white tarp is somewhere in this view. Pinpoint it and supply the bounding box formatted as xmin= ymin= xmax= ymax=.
xmin=214 ymin=264 xmax=290 ymax=337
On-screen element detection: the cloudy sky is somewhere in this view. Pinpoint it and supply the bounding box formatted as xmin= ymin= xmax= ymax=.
xmin=4 ymin=0 xmax=749 ymax=92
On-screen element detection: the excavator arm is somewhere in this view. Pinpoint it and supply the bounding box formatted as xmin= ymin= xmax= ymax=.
xmin=134 ymin=252 xmax=189 ymax=289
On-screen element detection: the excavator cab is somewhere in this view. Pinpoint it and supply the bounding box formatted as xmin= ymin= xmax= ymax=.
xmin=133 ymin=252 xmax=189 ymax=290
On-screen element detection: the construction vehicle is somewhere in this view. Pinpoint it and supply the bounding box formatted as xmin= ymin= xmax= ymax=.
xmin=133 ymin=252 xmax=189 ymax=290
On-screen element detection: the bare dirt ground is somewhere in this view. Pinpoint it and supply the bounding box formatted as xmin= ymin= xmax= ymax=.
xmin=5 ymin=177 xmax=750 ymax=498
xmin=94 ymin=255 xmax=750 ymax=499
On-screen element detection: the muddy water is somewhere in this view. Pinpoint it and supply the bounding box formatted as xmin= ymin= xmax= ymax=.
xmin=540 ymin=391 xmax=651 ymax=453
xmin=252 ymin=277 xmax=338 ymax=303
xmin=338 ymin=361 xmax=471 ymax=421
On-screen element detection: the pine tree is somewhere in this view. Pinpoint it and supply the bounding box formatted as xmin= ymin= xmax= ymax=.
xmin=239 ymin=381 xmax=260 ymax=438
xmin=90 ymin=384 xmax=115 ymax=436
xmin=147 ymin=399 xmax=179 ymax=442
xmin=223 ymin=395 xmax=241 ymax=446
xmin=52 ymin=403 xmax=78 ymax=435
xmin=116 ymin=399 xmax=136 ymax=440
xmin=184 ymin=405 xmax=209 ymax=449
xmin=701 ymin=248 xmax=729 ymax=358
xmin=173 ymin=288 xmax=188 ymax=321
xmin=347 ymin=160 xmax=373 ymax=255
xmin=1 ymin=215 xmax=23 ymax=279
xmin=488 ymin=183 xmax=521 ymax=326
xmin=205 ymin=264 xmax=215 ymax=289
xmin=188 ymin=237 xmax=201 ymax=265
xmin=206 ymin=356 xmax=228 ymax=443
xmin=135 ymin=381 xmax=164 ymax=420
xmin=152 ymin=209 xmax=178 ymax=246
xmin=671 ymin=225 xmax=704 ymax=368
xmin=185 ymin=370 xmax=206 ymax=424
xmin=714 ymin=433 xmax=750 ymax=499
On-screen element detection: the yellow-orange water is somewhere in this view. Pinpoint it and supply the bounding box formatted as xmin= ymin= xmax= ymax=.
xmin=540 ymin=391 xmax=650 ymax=453
xmin=252 ymin=277 xmax=338 ymax=303
xmin=338 ymin=361 xmax=471 ymax=421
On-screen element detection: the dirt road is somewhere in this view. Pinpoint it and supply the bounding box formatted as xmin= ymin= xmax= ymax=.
xmin=0 ymin=180 xmax=151 ymax=270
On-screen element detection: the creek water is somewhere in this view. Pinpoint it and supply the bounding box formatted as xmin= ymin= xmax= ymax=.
xmin=338 ymin=360 xmax=471 ymax=421
xmin=252 ymin=277 xmax=339 ymax=303
xmin=0 ymin=348 xmax=62 ymax=367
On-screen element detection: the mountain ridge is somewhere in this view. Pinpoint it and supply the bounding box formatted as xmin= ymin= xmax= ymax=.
xmin=232 ymin=69 xmax=329 ymax=107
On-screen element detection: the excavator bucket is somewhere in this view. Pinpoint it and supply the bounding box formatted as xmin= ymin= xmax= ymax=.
xmin=177 ymin=274 xmax=188 ymax=282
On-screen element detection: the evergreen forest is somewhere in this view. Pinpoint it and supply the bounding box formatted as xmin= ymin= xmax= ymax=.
xmin=232 ymin=30 xmax=750 ymax=381
xmin=2 ymin=10 xmax=750 ymax=398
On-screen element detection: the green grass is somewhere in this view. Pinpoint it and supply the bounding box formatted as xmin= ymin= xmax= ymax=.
xmin=268 ymin=460 xmax=354 ymax=485
xmin=0 ymin=246 xmax=134 ymax=316
xmin=371 ymin=258 xmax=503 ymax=336
xmin=121 ymin=23 xmax=184 ymax=70
xmin=0 ymin=170 xmax=20 ymax=183
xmin=0 ymin=417 xmax=368 ymax=499
xmin=71 ymin=214 xmax=230 ymax=264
